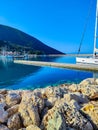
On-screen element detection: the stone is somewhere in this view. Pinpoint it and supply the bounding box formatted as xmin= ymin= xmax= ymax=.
xmin=26 ymin=125 xmax=41 ymax=130
xmin=95 ymin=78 xmax=98 ymax=84
xmin=27 ymin=105 xmax=40 ymax=126
xmin=19 ymin=101 xmax=33 ymax=127
xmin=69 ymin=79 xmax=98 ymax=99
xmin=0 ymin=89 xmax=7 ymax=95
xmin=0 ymin=94 xmax=5 ymax=103
xmin=80 ymin=78 xmax=96 ymax=86
xmin=0 ymin=103 xmax=8 ymax=123
xmin=0 ymin=124 xmax=9 ymax=130
xmin=68 ymin=84 xmax=79 ymax=92
xmin=6 ymin=92 xmax=21 ymax=107
xmin=45 ymin=96 xmax=58 ymax=108
xmin=7 ymin=113 xmax=22 ymax=130
xmin=0 ymin=102 xmax=6 ymax=108
xmin=64 ymin=92 xmax=89 ymax=104
xmin=81 ymin=101 xmax=98 ymax=129
xmin=47 ymin=110 xmax=66 ymax=130
xmin=41 ymin=98 xmax=93 ymax=130
xmin=7 ymin=104 xmax=19 ymax=117
xmin=41 ymin=107 xmax=48 ymax=119
xmin=42 ymin=86 xmax=67 ymax=99
xmin=19 ymin=93 xmax=40 ymax=127
xmin=31 ymin=94 xmax=45 ymax=114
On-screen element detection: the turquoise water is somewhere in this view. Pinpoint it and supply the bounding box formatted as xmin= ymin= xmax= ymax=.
xmin=0 ymin=56 xmax=96 ymax=90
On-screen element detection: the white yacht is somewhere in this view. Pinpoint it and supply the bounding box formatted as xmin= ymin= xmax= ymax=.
xmin=76 ymin=0 xmax=98 ymax=64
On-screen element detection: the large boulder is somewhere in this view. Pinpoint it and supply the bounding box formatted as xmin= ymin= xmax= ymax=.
xmin=64 ymin=92 xmax=89 ymax=104
xmin=7 ymin=113 xmax=22 ymax=130
xmin=7 ymin=104 xmax=19 ymax=117
xmin=0 ymin=94 xmax=6 ymax=103
xmin=0 ymin=103 xmax=8 ymax=123
xmin=81 ymin=101 xmax=98 ymax=129
xmin=19 ymin=92 xmax=40 ymax=127
xmin=0 ymin=89 xmax=7 ymax=95
xmin=6 ymin=92 xmax=21 ymax=107
xmin=69 ymin=78 xmax=98 ymax=99
xmin=41 ymin=98 xmax=93 ymax=130
xmin=41 ymin=86 xmax=67 ymax=99
xmin=46 ymin=110 xmax=66 ymax=130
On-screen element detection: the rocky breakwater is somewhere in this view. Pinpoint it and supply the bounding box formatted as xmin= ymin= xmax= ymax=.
xmin=0 ymin=78 xmax=98 ymax=130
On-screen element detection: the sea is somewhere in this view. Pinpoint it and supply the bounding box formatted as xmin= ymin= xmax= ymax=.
xmin=0 ymin=55 xmax=97 ymax=90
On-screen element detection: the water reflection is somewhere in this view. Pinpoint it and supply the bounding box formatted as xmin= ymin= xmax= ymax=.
xmin=0 ymin=56 xmax=98 ymax=90
xmin=0 ymin=55 xmax=13 ymax=68
xmin=6 ymin=67 xmax=93 ymax=90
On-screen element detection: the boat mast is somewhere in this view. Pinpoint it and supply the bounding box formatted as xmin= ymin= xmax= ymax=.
xmin=94 ymin=0 xmax=98 ymax=56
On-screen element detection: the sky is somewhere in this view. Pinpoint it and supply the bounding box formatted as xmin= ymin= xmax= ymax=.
xmin=0 ymin=0 xmax=97 ymax=54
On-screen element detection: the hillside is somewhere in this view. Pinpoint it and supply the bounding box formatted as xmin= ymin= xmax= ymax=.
xmin=0 ymin=24 xmax=63 ymax=55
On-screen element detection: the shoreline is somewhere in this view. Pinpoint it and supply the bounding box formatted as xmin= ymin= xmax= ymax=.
xmin=0 ymin=78 xmax=98 ymax=130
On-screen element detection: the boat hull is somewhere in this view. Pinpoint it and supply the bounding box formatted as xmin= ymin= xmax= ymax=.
xmin=76 ymin=57 xmax=98 ymax=64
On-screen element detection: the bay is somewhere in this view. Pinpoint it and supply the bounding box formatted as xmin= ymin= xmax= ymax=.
xmin=0 ymin=56 xmax=96 ymax=90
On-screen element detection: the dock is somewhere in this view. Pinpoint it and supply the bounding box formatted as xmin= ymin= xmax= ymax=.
xmin=14 ymin=60 xmax=98 ymax=71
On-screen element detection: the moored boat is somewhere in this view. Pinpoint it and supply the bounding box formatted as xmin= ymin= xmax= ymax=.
xmin=76 ymin=0 xmax=98 ymax=64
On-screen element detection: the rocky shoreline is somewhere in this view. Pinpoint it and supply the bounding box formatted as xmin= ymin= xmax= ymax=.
xmin=0 ymin=78 xmax=98 ymax=130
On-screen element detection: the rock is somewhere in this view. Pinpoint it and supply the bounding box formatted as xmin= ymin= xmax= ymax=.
xmin=26 ymin=125 xmax=41 ymax=130
xmin=45 ymin=96 xmax=58 ymax=108
xmin=68 ymin=84 xmax=79 ymax=92
xmin=0 ymin=102 xmax=6 ymax=108
xmin=19 ymin=101 xmax=33 ymax=127
xmin=64 ymin=92 xmax=89 ymax=104
xmin=47 ymin=110 xmax=66 ymax=130
xmin=41 ymin=107 xmax=48 ymax=119
xmin=42 ymin=86 xmax=67 ymax=99
xmin=95 ymin=78 xmax=98 ymax=84
xmin=0 ymin=108 xmax=8 ymax=123
xmin=80 ymin=85 xmax=98 ymax=99
xmin=0 ymin=89 xmax=7 ymax=95
xmin=6 ymin=92 xmax=21 ymax=107
xmin=0 ymin=124 xmax=9 ymax=130
xmin=7 ymin=104 xmax=19 ymax=117
xmin=27 ymin=105 xmax=40 ymax=126
xmin=80 ymin=78 xmax=96 ymax=86
xmin=31 ymin=95 xmax=45 ymax=114
xmin=81 ymin=101 xmax=98 ymax=129
xmin=19 ymin=92 xmax=40 ymax=127
xmin=69 ymin=99 xmax=80 ymax=110
xmin=0 ymin=103 xmax=8 ymax=123
xmin=0 ymin=94 xmax=5 ymax=103
xmin=7 ymin=113 xmax=22 ymax=130
xmin=41 ymin=98 xmax=93 ymax=130
xmin=69 ymin=79 xmax=98 ymax=99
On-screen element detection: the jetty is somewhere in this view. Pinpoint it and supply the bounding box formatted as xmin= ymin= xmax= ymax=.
xmin=14 ymin=60 xmax=98 ymax=71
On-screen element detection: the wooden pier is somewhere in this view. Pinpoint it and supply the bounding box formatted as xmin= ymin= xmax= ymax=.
xmin=14 ymin=60 xmax=98 ymax=72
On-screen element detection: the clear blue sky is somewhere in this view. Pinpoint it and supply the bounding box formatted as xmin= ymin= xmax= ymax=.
xmin=0 ymin=0 xmax=96 ymax=53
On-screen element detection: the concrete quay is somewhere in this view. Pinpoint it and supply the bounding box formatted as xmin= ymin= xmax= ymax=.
xmin=14 ymin=60 xmax=98 ymax=71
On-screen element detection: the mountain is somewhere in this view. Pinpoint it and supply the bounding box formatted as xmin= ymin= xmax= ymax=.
xmin=0 ymin=24 xmax=63 ymax=55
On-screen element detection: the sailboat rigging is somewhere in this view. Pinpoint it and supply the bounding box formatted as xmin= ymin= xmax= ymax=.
xmin=76 ymin=0 xmax=98 ymax=64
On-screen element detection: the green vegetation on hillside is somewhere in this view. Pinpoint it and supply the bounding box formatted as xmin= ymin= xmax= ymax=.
xmin=0 ymin=24 xmax=64 ymax=55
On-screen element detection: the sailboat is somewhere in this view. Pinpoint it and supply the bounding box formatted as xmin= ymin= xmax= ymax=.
xmin=76 ymin=0 xmax=98 ymax=64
